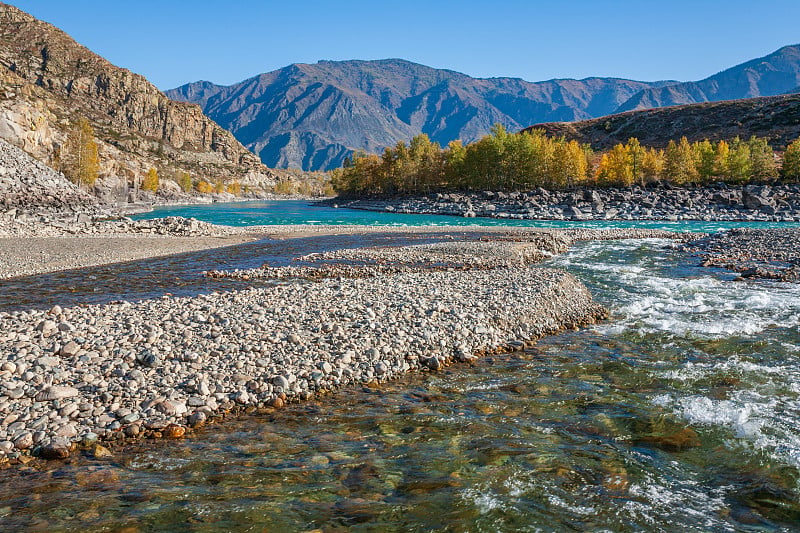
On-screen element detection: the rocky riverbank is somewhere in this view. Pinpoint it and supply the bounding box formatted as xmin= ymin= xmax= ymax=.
xmin=686 ymin=228 xmax=800 ymax=281
xmin=0 ymin=228 xmax=705 ymax=464
xmin=331 ymin=184 xmax=800 ymax=222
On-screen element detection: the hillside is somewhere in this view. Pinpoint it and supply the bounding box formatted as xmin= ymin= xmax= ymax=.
xmin=617 ymin=45 xmax=800 ymax=112
xmin=0 ymin=2 xmax=280 ymax=202
xmin=525 ymin=93 xmax=800 ymax=150
xmin=168 ymin=60 xmax=672 ymax=170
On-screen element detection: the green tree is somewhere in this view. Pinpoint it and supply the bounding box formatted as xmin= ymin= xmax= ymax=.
xmin=626 ymin=138 xmax=646 ymax=186
xmin=63 ymin=118 xmax=100 ymax=187
xmin=726 ymin=138 xmax=751 ymax=183
xmin=142 ymin=167 xmax=159 ymax=192
xmin=747 ymin=136 xmax=776 ymax=181
xmin=782 ymin=138 xmax=800 ymax=181
xmin=175 ymin=171 xmax=192 ymax=192
xmin=694 ymin=140 xmax=716 ymax=183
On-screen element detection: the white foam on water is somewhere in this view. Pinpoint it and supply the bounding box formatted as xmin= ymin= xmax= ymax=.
xmin=460 ymin=487 xmax=507 ymax=514
xmin=546 ymin=495 xmax=596 ymax=516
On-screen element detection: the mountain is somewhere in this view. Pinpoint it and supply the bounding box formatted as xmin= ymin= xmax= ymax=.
xmin=168 ymin=60 xmax=673 ymax=170
xmin=0 ymin=2 xmax=280 ymax=202
xmin=170 ymin=46 xmax=800 ymax=172
xmin=616 ymin=45 xmax=800 ymax=112
xmin=526 ymin=93 xmax=800 ymax=150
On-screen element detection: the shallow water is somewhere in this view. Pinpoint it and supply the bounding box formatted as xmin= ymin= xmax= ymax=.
xmin=2 ymin=237 xmax=800 ymax=532
xmin=0 ymin=232 xmax=479 ymax=311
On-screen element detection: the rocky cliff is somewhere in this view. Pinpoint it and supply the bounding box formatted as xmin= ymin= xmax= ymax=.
xmin=168 ymin=60 xmax=673 ymax=171
xmin=0 ymin=3 xmax=280 ymax=202
xmin=526 ymin=93 xmax=800 ymax=150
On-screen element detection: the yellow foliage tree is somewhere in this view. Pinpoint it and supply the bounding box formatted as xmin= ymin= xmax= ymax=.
xmin=63 ymin=118 xmax=100 ymax=187
xmin=142 ymin=168 xmax=159 ymax=192
xmin=196 ymin=180 xmax=213 ymax=194
xmin=226 ymin=180 xmax=242 ymax=195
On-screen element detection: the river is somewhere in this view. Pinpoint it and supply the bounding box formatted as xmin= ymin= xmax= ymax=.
xmin=1 ymin=202 xmax=799 ymax=531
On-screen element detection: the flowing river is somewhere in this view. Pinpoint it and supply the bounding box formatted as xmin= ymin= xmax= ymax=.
xmin=1 ymin=202 xmax=799 ymax=531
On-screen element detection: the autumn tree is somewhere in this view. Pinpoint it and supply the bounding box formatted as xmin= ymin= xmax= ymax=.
xmin=626 ymin=138 xmax=646 ymax=185
xmin=714 ymin=140 xmax=730 ymax=178
xmin=663 ymin=137 xmax=698 ymax=184
xmin=747 ymin=136 xmax=777 ymax=181
xmin=63 ymin=118 xmax=100 ymax=187
xmin=142 ymin=167 xmax=159 ymax=192
xmin=641 ymin=148 xmax=665 ymax=184
xmin=175 ymin=171 xmax=192 ymax=192
xmin=782 ymin=138 xmax=800 ymax=181
xmin=196 ymin=180 xmax=213 ymax=194
xmin=596 ymin=143 xmax=633 ymax=187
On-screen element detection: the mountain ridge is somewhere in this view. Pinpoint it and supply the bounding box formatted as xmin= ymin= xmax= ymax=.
xmin=170 ymin=45 xmax=800 ymax=171
xmin=168 ymin=60 xmax=674 ymax=170
xmin=616 ymin=44 xmax=800 ymax=112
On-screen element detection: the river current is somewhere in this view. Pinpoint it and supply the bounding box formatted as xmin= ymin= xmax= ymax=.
xmin=1 ymin=202 xmax=799 ymax=531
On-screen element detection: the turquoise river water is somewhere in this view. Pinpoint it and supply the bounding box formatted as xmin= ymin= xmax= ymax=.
xmin=1 ymin=201 xmax=799 ymax=531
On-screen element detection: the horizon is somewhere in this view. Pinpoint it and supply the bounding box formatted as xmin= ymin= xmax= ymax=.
xmin=7 ymin=0 xmax=800 ymax=90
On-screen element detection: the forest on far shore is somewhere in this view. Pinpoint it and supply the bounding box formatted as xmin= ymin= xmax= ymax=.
xmin=331 ymin=126 xmax=800 ymax=196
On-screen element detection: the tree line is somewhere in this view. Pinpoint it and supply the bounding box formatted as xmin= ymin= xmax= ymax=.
xmin=331 ymin=125 xmax=800 ymax=195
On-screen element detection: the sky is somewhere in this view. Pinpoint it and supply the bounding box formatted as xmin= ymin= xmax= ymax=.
xmin=9 ymin=0 xmax=800 ymax=91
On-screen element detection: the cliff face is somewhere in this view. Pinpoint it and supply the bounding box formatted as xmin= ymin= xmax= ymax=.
xmin=169 ymin=60 xmax=672 ymax=171
xmin=0 ymin=3 xmax=279 ymax=200
xmin=526 ymin=93 xmax=800 ymax=150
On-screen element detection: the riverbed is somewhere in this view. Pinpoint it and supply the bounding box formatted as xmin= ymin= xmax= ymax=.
xmin=1 ymin=204 xmax=799 ymax=531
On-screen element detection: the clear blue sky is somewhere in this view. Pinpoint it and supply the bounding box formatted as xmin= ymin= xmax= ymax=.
xmin=9 ymin=0 xmax=800 ymax=90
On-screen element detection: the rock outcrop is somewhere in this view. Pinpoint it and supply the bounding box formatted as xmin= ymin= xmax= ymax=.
xmin=0 ymin=3 xmax=281 ymax=201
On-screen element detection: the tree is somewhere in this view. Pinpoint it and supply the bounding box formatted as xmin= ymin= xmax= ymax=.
xmin=714 ymin=140 xmax=730 ymax=178
xmin=626 ymin=138 xmax=646 ymax=186
xmin=142 ymin=167 xmax=159 ymax=192
xmin=226 ymin=180 xmax=242 ymax=195
xmin=694 ymin=140 xmax=716 ymax=183
xmin=747 ymin=136 xmax=777 ymax=181
xmin=596 ymin=143 xmax=633 ymax=187
xmin=175 ymin=171 xmax=192 ymax=192
xmin=726 ymin=138 xmax=751 ymax=183
xmin=63 ymin=118 xmax=100 ymax=187
xmin=782 ymin=138 xmax=800 ymax=181
xmin=663 ymin=137 xmax=698 ymax=184
xmin=641 ymin=148 xmax=665 ymax=183
xmin=196 ymin=180 xmax=213 ymax=194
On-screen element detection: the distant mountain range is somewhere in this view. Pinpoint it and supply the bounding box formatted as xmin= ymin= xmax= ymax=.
xmin=169 ymin=46 xmax=800 ymax=171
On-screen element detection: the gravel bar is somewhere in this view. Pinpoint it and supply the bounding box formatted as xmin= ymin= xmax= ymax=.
xmin=0 ymin=238 xmax=610 ymax=463
xmin=686 ymin=227 xmax=800 ymax=281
